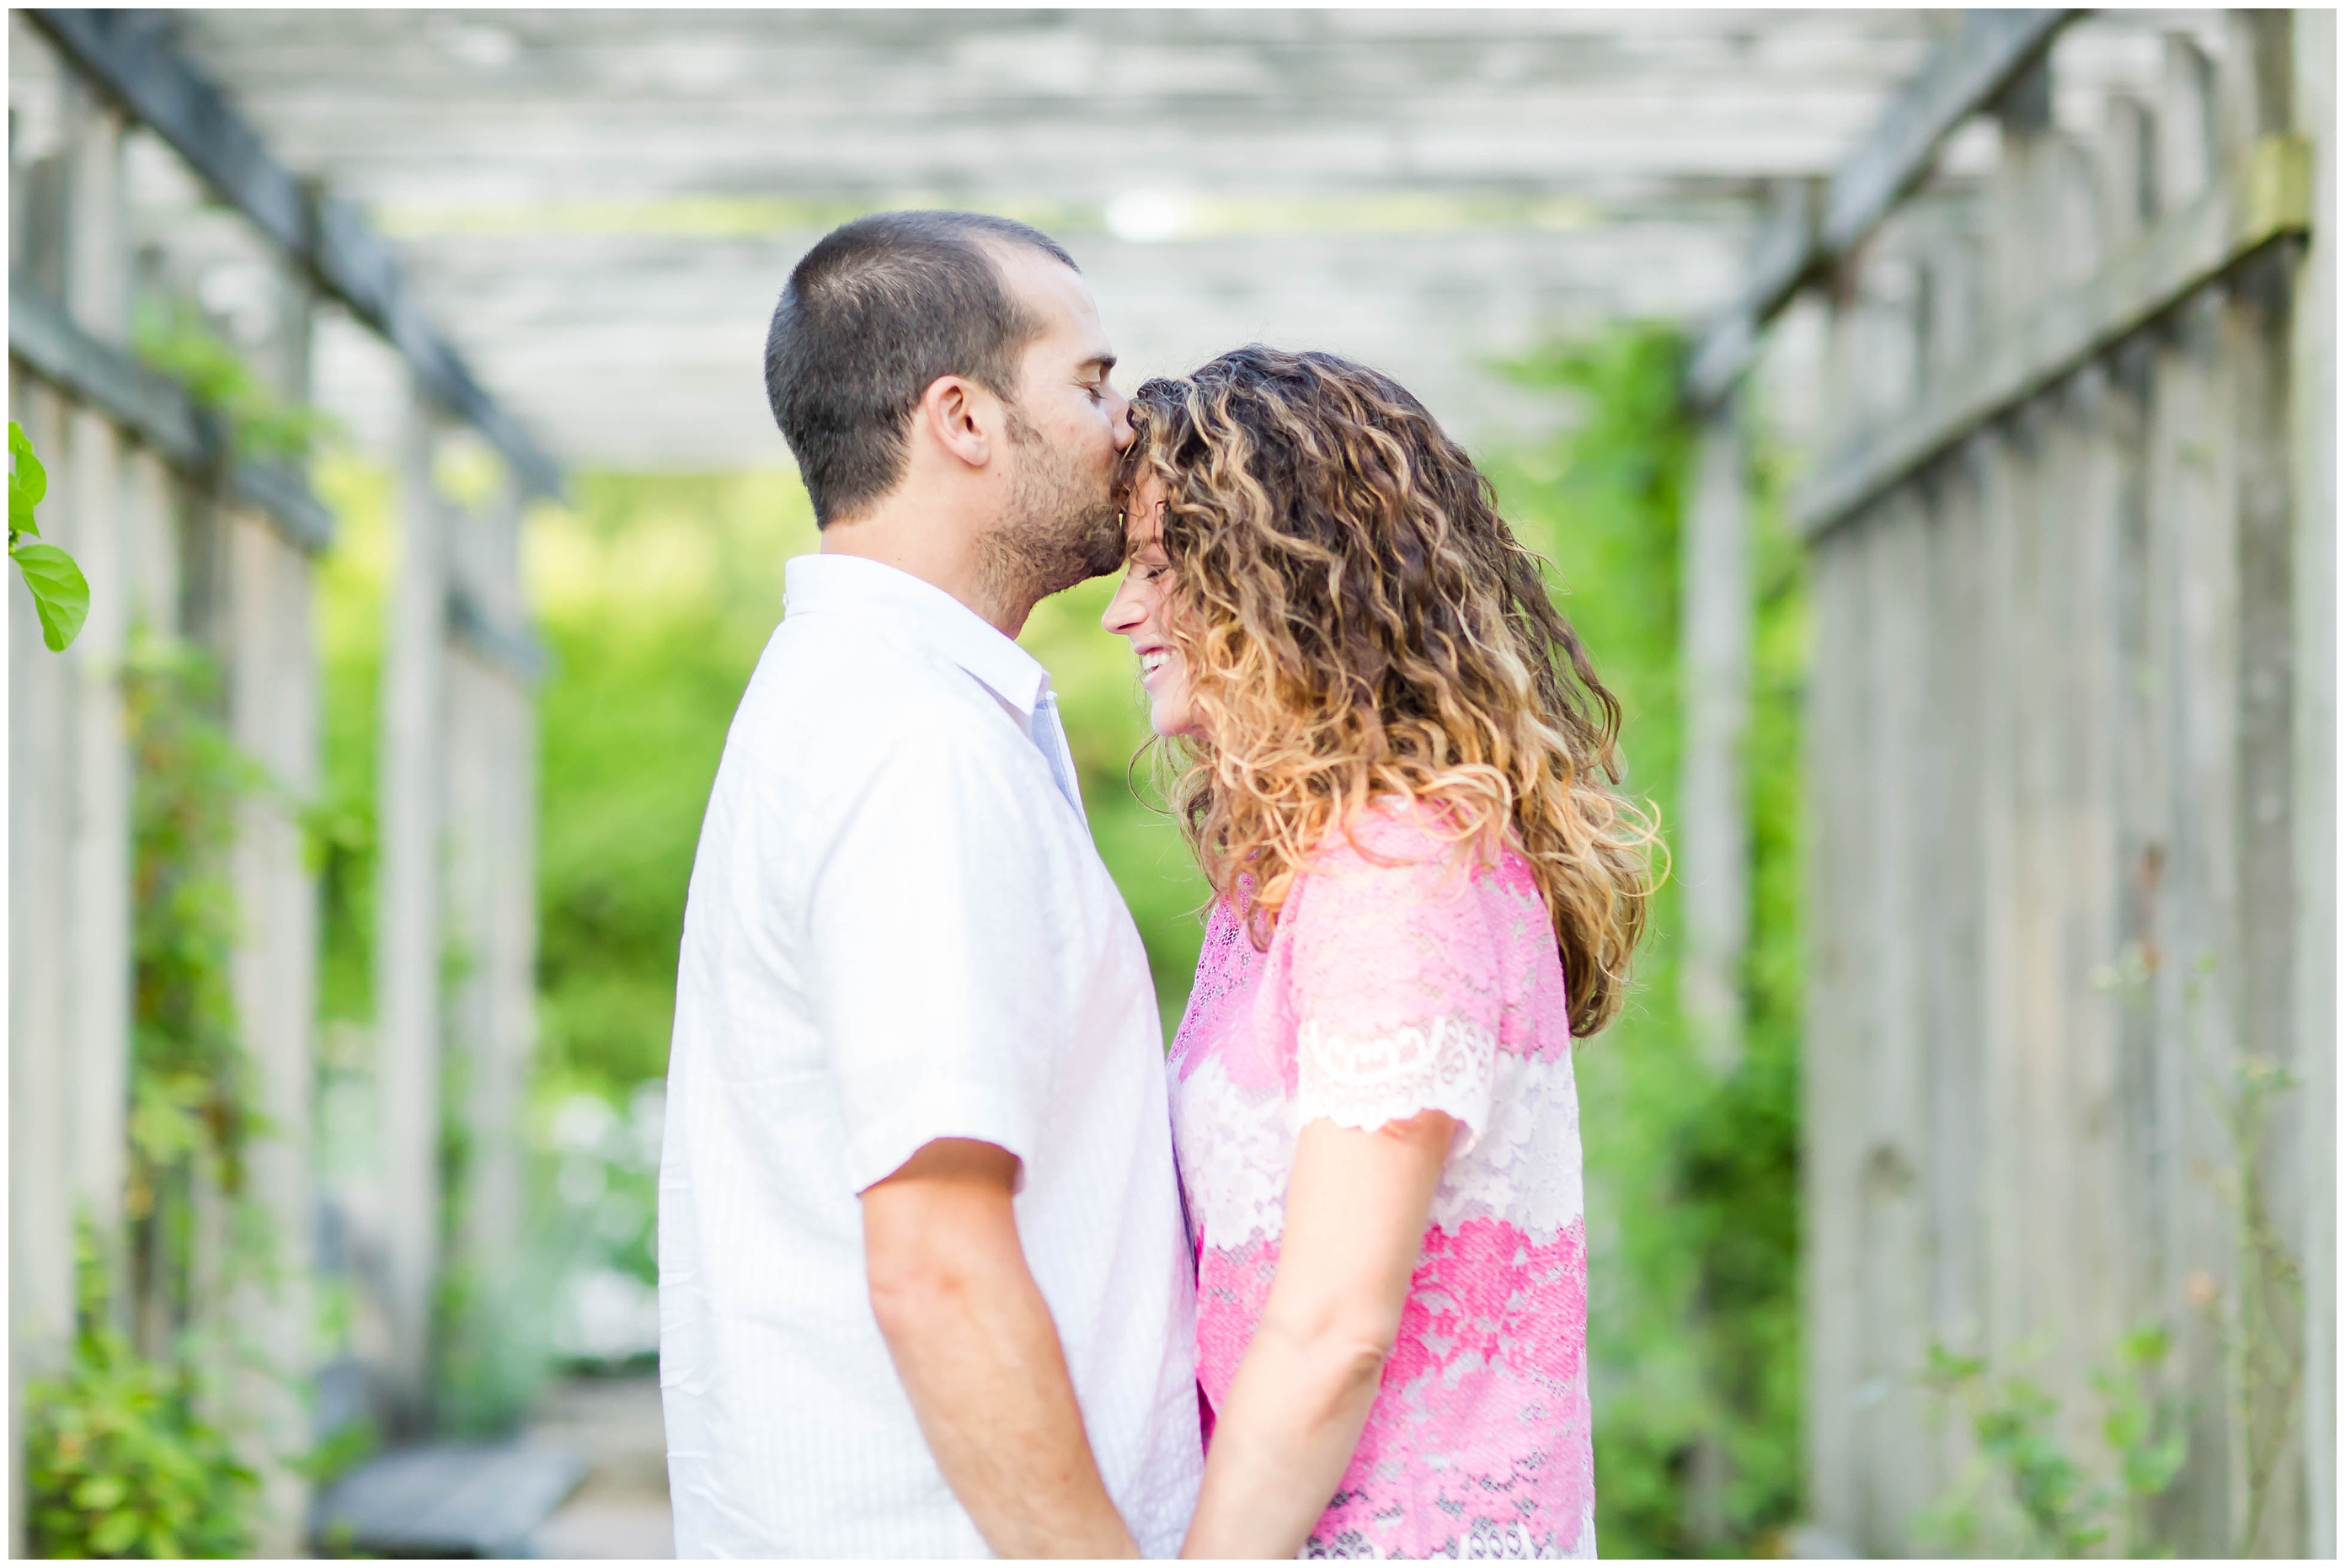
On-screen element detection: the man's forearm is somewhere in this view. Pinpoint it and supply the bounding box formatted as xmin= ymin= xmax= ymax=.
xmin=865 ymin=1140 xmax=1138 ymax=1559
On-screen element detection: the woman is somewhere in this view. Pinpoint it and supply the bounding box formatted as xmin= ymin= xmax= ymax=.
xmin=1102 ymin=346 xmax=1656 ymax=1560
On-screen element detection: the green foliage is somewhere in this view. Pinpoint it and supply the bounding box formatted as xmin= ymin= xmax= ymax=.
xmin=125 ymin=637 xmax=275 ymax=1218
xmin=310 ymin=455 xmax=393 ymax=1032
xmin=56 ymin=634 xmax=285 ymax=1558
xmin=1917 ymin=1329 xmax=2190 ymax=1558
xmin=131 ymin=302 xmax=340 ymax=464
xmin=9 ymin=418 xmax=92 ymax=651
xmin=24 ymin=1229 xmax=260 ymax=1559
xmin=530 ymin=472 xmax=820 ymax=1090
xmin=1482 ymin=325 xmax=1805 ymax=1557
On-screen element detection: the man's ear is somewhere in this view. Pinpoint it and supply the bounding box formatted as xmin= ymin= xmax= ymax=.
xmin=916 ymin=375 xmax=993 ymax=472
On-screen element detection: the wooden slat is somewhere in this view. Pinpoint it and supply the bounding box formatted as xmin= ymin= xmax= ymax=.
xmin=1677 ymin=396 xmax=1750 ymax=1072
xmin=58 ymin=87 xmax=135 ymax=1277
xmin=1858 ymin=486 xmax=1934 ymax=1547
xmin=2287 ymin=12 xmax=2336 ymax=1555
xmin=8 ymin=281 xmax=334 ymax=552
xmin=375 ymin=389 xmax=451 ymax=1419
xmin=2216 ymin=15 xmax=2308 ymax=1554
xmin=25 ymin=8 xmax=564 ymax=500
xmin=1801 ymin=527 xmax=1867 ymax=1549
xmin=446 ymin=584 xmax=548 ymax=686
xmin=8 ymin=365 xmax=77 ymax=1560
xmin=222 ymin=506 xmax=320 ymax=1555
xmin=1794 ymin=132 xmax=2314 ymax=537
xmin=1920 ymin=430 xmax=1990 ymax=1502
xmin=1684 ymin=8 xmax=2078 ymax=406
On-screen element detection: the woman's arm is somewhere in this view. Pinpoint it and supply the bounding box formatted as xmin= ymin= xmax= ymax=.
xmin=1179 ymin=1109 xmax=1455 ymax=1560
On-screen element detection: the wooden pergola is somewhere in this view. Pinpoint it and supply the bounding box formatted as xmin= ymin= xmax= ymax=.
xmin=8 ymin=8 xmax=2332 ymax=1557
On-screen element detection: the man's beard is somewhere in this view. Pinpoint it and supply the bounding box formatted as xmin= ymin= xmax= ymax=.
xmin=978 ymin=405 xmax=1125 ymax=609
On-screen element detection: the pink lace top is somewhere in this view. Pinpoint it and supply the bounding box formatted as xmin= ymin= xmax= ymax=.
xmin=1168 ymin=803 xmax=1596 ymax=1560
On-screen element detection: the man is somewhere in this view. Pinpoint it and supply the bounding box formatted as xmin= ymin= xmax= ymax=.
xmin=657 ymin=211 xmax=1202 ymax=1558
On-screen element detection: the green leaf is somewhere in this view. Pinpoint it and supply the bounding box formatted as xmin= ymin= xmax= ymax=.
xmin=10 ymin=419 xmax=47 ymax=541
xmin=89 ymin=1510 xmax=141 ymax=1555
xmin=12 ymin=539 xmax=90 ymax=652
xmin=70 ymin=1475 xmax=126 ymax=1512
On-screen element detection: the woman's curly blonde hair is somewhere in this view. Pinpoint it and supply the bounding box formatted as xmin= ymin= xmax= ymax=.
xmin=1125 ymin=345 xmax=1659 ymax=1038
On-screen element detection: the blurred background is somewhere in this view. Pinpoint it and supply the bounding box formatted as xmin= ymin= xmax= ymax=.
xmin=8 ymin=8 xmax=2332 ymax=1560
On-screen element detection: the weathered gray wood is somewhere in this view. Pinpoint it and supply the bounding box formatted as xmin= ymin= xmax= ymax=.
xmin=8 ymin=280 xmax=334 ymax=552
xmin=375 ymin=387 xmax=451 ymax=1424
xmin=222 ymin=503 xmax=319 ymax=1555
xmin=1856 ymin=485 xmax=1933 ymax=1549
xmin=1685 ymin=8 xmax=2080 ymax=406
xmin=8 ymin=365 xmax=77 ymax=1560
xmin=441 ymin=460 xmax=537 ymax=1322
xmin=1920 ymin=431 xmax=1989 ymax=1506
xmin=446 ymin=582 xmax=548 ymax=686
xmin=1796 ymin=19 xmax=2328 ymax=1551
xmin=478 ymin=476 xmax=537 ymax=1299
xmin=1793 ymin=132 xmax=2314 ymax=536
xmin=2287 ymin=14 xmax=2335 ymax=1556
xmin=25 ymin=7 xmax=564 ymax=499
xmin=1678 ymin=393 xmax=1749 ymax=1074
xmin=1800 ymin=525 xmax=1866 ymax=1549
xmin=220 ymin=244 xmax=319 ymax=1555
xmin=60 ymin=85 xmax=133 ymax=1289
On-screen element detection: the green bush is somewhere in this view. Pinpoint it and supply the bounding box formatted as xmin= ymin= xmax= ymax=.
xmin=25 ymin=1236 xmax=260 ymax=1560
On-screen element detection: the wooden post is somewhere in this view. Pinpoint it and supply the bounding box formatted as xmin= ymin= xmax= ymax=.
xmin=479 ymin=474 xmax=536 ymax=1301
xmin=2213 ymin=13 xmax=2306 ymax=1553
xmin=377 ymin=385 xmax=450 ymax=1427
xmin=441 ymin=449 xmax=537 ymax=1342
xmin=60 ymin=75 xmax=133 ymax=1286
xmin=1680 ymin=390 xmax=1749 ymax=1076
xmin=222 ymin=253 xmax=320 ymax=1553
xmin=2288 ymin=14 xmax=2335 ymax=1556
xmin=8 ymin=136 xmax=79 ymax=1559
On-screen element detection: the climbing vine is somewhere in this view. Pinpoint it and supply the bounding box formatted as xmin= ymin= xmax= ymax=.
xmin=131 ymin=301 xmax=340 ymax=465
xmin=25 ymin=634 xmax=282 ymax=1557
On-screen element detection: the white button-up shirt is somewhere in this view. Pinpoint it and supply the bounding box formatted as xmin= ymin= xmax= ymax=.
xmin=658 ymin=553 xmax=1203 ymax=1558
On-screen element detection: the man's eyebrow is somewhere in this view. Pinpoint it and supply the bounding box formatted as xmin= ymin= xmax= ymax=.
xmin=1081 ymin=352 xmax=1118 ymax=376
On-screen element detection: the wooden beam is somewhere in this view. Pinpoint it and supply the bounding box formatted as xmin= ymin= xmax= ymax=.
xmin=27 ymin=8 xmax=564 ymax=501
xmin=446 ymin=584 xmax=549 ymax=686
xmin=1685 ymin=9 xmax=2078 ymax=408
xmin=1792 ymin=134 xmax=2314 ymax=537
xmin=10 ymin=281 xmax=335 ymax=553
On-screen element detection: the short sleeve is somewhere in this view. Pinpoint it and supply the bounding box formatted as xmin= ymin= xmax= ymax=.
xmin=1279 ymin=824 xmax=1504 ymax=1152
xmin=804 ymin=723 xmax=1071 ymax=1193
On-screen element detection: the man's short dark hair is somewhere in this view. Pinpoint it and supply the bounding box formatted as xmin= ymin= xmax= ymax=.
xmin=764 ymin=210 xmax=1078 ymax=526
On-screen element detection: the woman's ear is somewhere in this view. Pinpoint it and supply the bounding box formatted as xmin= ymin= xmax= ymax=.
xmin=917 ymin=374 xmax=992 ymax=471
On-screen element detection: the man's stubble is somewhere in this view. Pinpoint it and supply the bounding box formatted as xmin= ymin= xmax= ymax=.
xmin=978 ymin=403 xmax=1126 ymax=612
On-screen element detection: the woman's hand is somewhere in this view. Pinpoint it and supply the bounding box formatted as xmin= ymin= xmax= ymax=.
xmin=1178 ymin=1109 xmax=1455 ymax=1560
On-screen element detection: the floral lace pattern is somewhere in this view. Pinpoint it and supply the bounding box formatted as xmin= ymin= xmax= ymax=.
xmin=1170 ymin=803 xmax=1595 ymax=1560
xmin=1297 ymin=1016 xmax=1499 ymax=1149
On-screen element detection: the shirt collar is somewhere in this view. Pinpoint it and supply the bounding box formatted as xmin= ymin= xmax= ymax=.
xmin=783 ymin=553 xmax=1052 ymax=719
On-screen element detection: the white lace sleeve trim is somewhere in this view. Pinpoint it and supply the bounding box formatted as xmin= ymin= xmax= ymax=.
xmin=1295 ymin=1014 xmax=1498 ymax=1155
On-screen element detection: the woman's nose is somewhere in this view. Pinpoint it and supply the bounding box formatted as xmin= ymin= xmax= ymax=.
xmin=1102 ymin=577 xmax=1140 ymax=634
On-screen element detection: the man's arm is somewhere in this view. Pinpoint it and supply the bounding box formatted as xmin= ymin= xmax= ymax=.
xmin=862 ymin=1137 xmax=1139 ymax=1560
